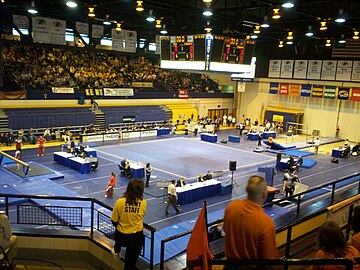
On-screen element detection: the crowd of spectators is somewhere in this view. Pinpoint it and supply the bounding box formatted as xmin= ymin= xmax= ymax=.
xmin=2 ymin=44 xmax=219 ymax=92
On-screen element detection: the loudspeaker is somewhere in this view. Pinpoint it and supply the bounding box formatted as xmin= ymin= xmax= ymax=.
xmin=229 ymin=161 xmax=237 ymax=171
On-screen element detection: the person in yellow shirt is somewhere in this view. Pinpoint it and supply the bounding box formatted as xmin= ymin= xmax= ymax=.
xmin=111 ymin=179 xmax=147 ymax=270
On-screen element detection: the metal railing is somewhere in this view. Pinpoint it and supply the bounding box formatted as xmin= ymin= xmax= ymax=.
xmin=159 ymin=172 xmax=360 ymax=269
xmin=0 ymin=193 xmax=157 ymax=270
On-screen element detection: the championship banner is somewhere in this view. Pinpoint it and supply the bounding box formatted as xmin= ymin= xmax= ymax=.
xmin=307 ymin=60 xmax=322 ymax=80
xmin=351 ymin=61 xmax=360 ymax=82
xmin=312 ymin=85 xmax=324 ymax=98
xmin=132 ymin=82 xmax=153 ymax=88
xmin=13 ymin=15 xmax=29 ymax=29
xmin=279 ymin=83 xmax=289 ymax=95
xmin=92 ymin=24 xmax=104 ymax=39
xmin=49 ymin=19 xmax=66 ymax=45
xmin=337 ymin=87 xmax=350 ymax=100
xmin=336 ymin=61 xmax=352 ymax=81
xmin=103 ymin=88 xmax=134 ymax=97
xmin=269 ymin=82 xmax=279 ymax=94
xmin=155 ymin=35 xmax=161 ymax=55
xmin=300 ymin=84 xmax=311 ymax=97
xmin=32 ymin=17 xmax=50 ymax=43
xmin=351 ymin=88 xmax=360 ymax=101
xmin=321 ymin=60 xmax=337 ymax=80
xmin=112 ymin=28 xmax=125 ymax=51
xmin=280 ymin=60 xmax=294 ymax=78
xmin=289 ymin=84 xmax=300 ymax=96
xmin=268 ymin=60 xmax=281 ymax=78
xmin=293 ymin=60 xmax=308 ymax=79
xmin=124 ymin=30 xmax=137 ymax=53
xmin=76 ymin=22 xmax=89 ymax=36
xmin=51 ymin=87 xmax=74 ymax=94
xmin=178 ymin=89 xmax=188 ymax=99
xmin=323 ymin=86 xmax=336 ymax=99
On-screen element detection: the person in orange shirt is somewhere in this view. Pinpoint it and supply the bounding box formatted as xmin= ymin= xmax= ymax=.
xmin=313 ymin=221 xmax=360 ymax=270
xmin=37 ymin=136 xmax=46 ymax=156
xmin=223 ymin=175 xmax=278 ymax=269
xmin=105 ymin=172 xmax=116 ymax=198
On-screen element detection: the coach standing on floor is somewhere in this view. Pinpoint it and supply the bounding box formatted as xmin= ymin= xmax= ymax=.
xmin=223 ymin=176 xmax=278 ymax=269
xmin=165 ymin=180 xmax=181 ymax=215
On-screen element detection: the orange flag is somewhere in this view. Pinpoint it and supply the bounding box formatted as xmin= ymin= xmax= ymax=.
xmin=186 ymin=203 xmax=213 ymax=270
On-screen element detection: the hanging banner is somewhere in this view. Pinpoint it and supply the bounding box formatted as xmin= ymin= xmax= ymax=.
xmin=76 ymin=22 xmax=89 ymax=36
xmin=312 ymin=85 xmax=324 ymax=98
xmin=49 ymin=19 xmax=66 ymax=45
xmin=269 ymin=82 xmax=279 ymax=94
xmin=351 ymin=61 xmax=360 ymax=82
xmin=92 ymin=24 xmax=104 ymax=39
xmin=13 ymin=14 xmax=29 ymax=29
xmin=351 ymin=88 xmax=360 ymax=101
xmin=323 ymin=86 xmax=336 ymax=99
xmin=337 ymin=87 xmax=350 ymax=100
xmin=268 ymin=60 xmax=281 ymax=78
xmin=289 ymin=84 xmax=300 ymax=96
xmin=300 ymin=84 xmax=311 ymax=97
xmin=293 ymin=60 xmax=308 ymax=79
xmin=32 ymin=17 xmax=51 ymax=43
xmin=307 ymin=60 xmax=322 ymax=80
xmin=336 ymin=61 xmax=352 ymax=81
xmin=280 ymin=60 xmax=294 ymax=78
xmin=321 ymin=60 xmax=337 ymax=80
xmin=124 ymin=30 xmax=137 ymax=53
xmin=279 ymin=83 xmax=289 ymax=95
xmin=103 ymin=88 xmax=134 ymax=97
xmin=155 ymin=35 xmax=161 ymax=55
xmin=112 ymin=29 xmax=125 ymax=51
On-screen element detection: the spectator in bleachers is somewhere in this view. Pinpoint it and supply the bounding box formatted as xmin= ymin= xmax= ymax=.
xmin=43 ymin=128 xmax=51 ymax=141
xmin=18 ymin=128 xmax=26 ymax=144
xmin=27 ymin=128 xmax=37 ymax=144
xmin=313 ymin=221 xmax=360 ymax=270
xmin=50 ymin=128 xmax=56 ymax=141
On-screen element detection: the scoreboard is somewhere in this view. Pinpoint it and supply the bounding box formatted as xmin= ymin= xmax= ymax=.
xmin=160 ymin=34 xmax=255 ymax=72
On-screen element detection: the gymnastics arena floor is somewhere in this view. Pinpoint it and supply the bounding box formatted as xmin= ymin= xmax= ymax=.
xmin=1 ymin=130 xmax=360 ymax=232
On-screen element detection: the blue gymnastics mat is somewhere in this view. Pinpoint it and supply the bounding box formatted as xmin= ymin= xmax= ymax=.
xmin=282 ymin=149 xmax=314 ymax=157
xmin=301 ymin=158 xmax=317 ymax=169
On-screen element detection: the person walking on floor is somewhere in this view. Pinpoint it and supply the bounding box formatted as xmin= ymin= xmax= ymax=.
xmin=37 ymin=136 xmax=46 ymax=156
xmin=258 ymin=132 xmax=263 ymax=146
xmin=111 ymin=179 xmax=147 ymax=270
xmin=145 ymin=163 xmax=152 ymax=187
xmin=165 ymin=180 xmax=181 ymax=215
xmin=105 ymin=172 xmax=116 ymax=198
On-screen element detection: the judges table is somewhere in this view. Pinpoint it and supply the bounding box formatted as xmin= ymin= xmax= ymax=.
xmin=75 ymin=147 xmax=97 ymax=157
xmin=277 ymin=157 xmax=298 ymax=171
xmin=130 ymin=162 xmax=145 ymax=179
xmin=157 ymin=128 xmax=170 ymax=136
xmin=68 ymin=157 xmax=91 ymax=174
xmin=247 ymin=133 xmax=259 ymax=141
xmin=176 ymin=179 xmax=221 ymax=204
xmin=262 ymin=131 xmax=276 ymax=139
xmin=53 ymin=152 xmax=74 ymax=167
xmin=200 ymin=133 xmax=218 ymax=143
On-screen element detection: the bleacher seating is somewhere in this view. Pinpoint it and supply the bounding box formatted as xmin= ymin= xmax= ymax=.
xmin=4 ymin=108 xmax=96 ymax=130
xmin=101 ymin=106 xmax=166 ymax=126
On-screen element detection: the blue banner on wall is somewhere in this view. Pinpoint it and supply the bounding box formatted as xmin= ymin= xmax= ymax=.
xmin=300 ymin=84 xmax=311 ymax=97
xmin=269 ymin=82 xmax=279 ymax=94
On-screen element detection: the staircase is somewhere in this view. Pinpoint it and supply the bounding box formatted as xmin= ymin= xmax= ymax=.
xmin=0 ymin=109 xmax=9 ymax=132
xmin=92 ymin=108 xmax=106 ymax=130
xmin=160 ymin=105 xmax=173 ymax=124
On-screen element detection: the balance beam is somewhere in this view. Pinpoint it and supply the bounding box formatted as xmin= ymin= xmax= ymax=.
xmin=0 ymin=151 xmax=30 ymax=176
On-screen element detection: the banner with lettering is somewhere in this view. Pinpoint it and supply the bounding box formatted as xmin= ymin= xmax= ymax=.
xmin=312 ymin=85 xmax=324 ymax=98
xmin=351 ymin=61 xmax=360 ymax=82
xmin=293 ymin=60 xmax=308 ymax=79
xmin=124 ymin=30 xmax=137 ymax=53
xmin=323 ymin=86 xmax=336 ymax=99
xmin=178 ymin=89 xmax=189 ymax=99
xmin=289 ymin=84 xmax=300 ymax=96
xmin=92 ymin=24 xmax=104 ymax=39
xmin=307 ymin=60 xmax=322 ymax=80
xmin=76 ymin=22 xmax=89 ymax=36
xmin=32 ymin=17 xmax=66 ymax=45
xmin=112 ymin=29 xmax=125 ymax=51
xmin=104 ymin=88 xmax=134 ymax=96
xmin=351 ymin=88 xmax=360 ymax=101
xmin=51 ymin=87 xmax=74 ymax=94
xmin=321 ymin=60 xmax=337 ymax=80
xmin=336 ymin=61 xmax=352 ymax=81
xmin=300 ymin=84 xmax=311 ymax=97
xmin=280 ymin=60 xmax=294 ymax=78
xmin=279 ymin=83 xmax=289 ymax=95
xmin=269 ymin=82 xmax=279 ymax=94
xmin=132 ymin=82 xmax=154 ymax=88
xmin=337 ymin=87 xmax=350 ymax=100
xmin=268 ymin=60 xmax=281 ymax=78
xmin=13 ymin=14 xmax=29 ymax=29
xmin=49 ymin=19 xmax=66 ymax=45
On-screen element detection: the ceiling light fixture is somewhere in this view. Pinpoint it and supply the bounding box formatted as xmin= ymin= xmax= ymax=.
xmin=278 ymin=40 xmax=284 ymax=47
xmin=261 ymin=16 xmax=270 ymax=28
xmin=204 ymin=21 xmax=212 ymax=33
xmin=160 ymin=25 xmax=168 ymax=35
xmin=272 ymin=8 xmax=281 ymax=19
xmin=146 ymin=9 xmax=156 ymax=22
xmin=282 ymin=1 xmax=294 ymax=8
xmin=325 ymin=39 xmax=331 ymax=47
xmin=136 ymin=1 xmax=144 ymax=12
xmin=203 ymin=9 xmax=213 ymax=16
xmin=155 ymin=19 xmax=162 ymax=28
xmin=320 ymin=21 xmax=327 ymax=31
xmin=103 ymin=14 xmax=111 ymax=25
xmin=287 ymin=31 xmax=293 ymax=40
xmin=335 ymin=9 xmax=346 ymax=23
xmin=88 ymin=7 xmax=95 ymax=17
xmin=338 ymin=34 xmax=346 ymax=44
xmin=286 ymin=41 xmax=293 ymax=45
xmin=250 ymin=34 xmax=258 ymax=39
xmin=28 ymin=1 xmax=38 ymax=14
xmin=353 ymin=31 xmax=359 ymax=40
xmin=246 ymin=35 xmax=251 ymax=40
xmin=203 ymin=0 xmax=212 ymax=2
xmin=66 ymin=1 xmax=77 ymax=8
xmin=254 ymin=25 xmax=260 ymax=34
xmin=305 ymin=26 xmax=314 ymax=37
xmin=115 ymin=23 xmax=122 ymax=31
